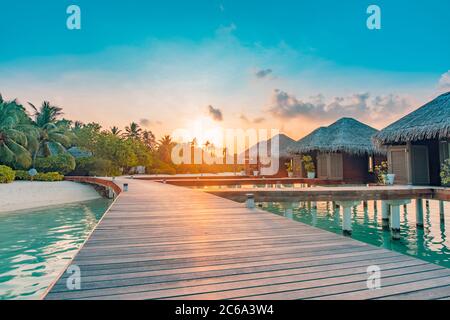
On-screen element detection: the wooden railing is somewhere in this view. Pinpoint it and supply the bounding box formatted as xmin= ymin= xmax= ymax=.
xmin=64 ymin=176 xmax=122 ymax=196
xmin=147 ymin=177 xmax=345 ymax=187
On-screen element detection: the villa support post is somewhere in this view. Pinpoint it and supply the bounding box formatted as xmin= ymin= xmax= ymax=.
xmin=440 ymin=201 xmax=445 ymax=223
xmin=246 ymin=194 xmax=255 ymax=209
xmin=336 ymin=201 xmax=360 ymax=236
xmin=334 ymin=206 xmax=340 ymax=225
xmin=381 ymin=201 xmax=390 ymax=230
xmin=332 ymin=201 xmax=339 ymax=209
xmin=386 ymin=200 xmax=411 ymax=240
xmin=363 ymin=201 xmax=368 ymax=209
xmin=373 ymin=201 xmax=378 ymax=212
xmin=390 ymin=205 xmax=401 ymax=240
xmin=415 ymin=199 xmax=424 ymax=228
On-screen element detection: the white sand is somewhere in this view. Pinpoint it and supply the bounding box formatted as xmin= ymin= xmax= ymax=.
xmin=0 ymin=181 xmax=102 ymax=213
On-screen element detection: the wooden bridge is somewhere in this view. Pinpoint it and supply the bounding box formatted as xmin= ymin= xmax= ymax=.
xmin=44 ymin=178 xmax=450 ymax=300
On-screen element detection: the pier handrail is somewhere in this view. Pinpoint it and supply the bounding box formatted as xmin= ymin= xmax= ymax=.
xmin=64 ymin=176 xmax=122 ymax=196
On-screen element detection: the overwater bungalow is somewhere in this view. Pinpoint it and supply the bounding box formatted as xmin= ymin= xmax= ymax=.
xmin=244 ymin=133 xmax=296 ymax=177
xmin=374 ymin=91 xmax=450 ymax=186
xmin=289 ymin=117 xmax=385 ymax=183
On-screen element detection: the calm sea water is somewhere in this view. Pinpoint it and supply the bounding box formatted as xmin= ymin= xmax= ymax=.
xmin=258 ymin=199 xmax=450 ymax=268
xmin=0 ymin=199 xmax=111 ymax=300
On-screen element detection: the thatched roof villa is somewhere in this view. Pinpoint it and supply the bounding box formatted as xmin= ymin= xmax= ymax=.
xmin=374 ymin=91 xmax=450 ymax=185
xmin=289 ymin=117 xmax=386 ymax=183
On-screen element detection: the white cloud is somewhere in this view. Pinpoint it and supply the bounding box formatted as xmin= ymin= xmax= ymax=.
xmin=0 ymin=27 xmax=437 ymax=137
xmin=268 ymin=90 xmax=412 ymax=123
xmin=439 ymin=70 xmax=450 ymax=90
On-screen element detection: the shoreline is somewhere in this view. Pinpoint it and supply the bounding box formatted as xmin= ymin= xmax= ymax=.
xmin=0 ymin=181 xmax=103 ymax=213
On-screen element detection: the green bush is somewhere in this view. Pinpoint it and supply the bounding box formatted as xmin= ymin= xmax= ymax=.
xmin=441 ymin=159 xmax=450 ymax=186
xmin=71 ymin=158 xmax=121 ymax=177
xmin=148 ymin=161 xmax=177 ymax=175
xmin=35 ymin=153 xmax=76 ymax=175
xmin=0 ymin=165 xmax=16 ymax=183
xmin=302 ymin=155 xmax=315 ymax=173
xmin=34 ymin=172 xmax=64 ymax=182
xmin=14 ymin=170 xmax=31 ymax=181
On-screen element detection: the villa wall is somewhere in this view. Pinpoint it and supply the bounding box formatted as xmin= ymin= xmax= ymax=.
xmin=413 ymin=139 xmax=441 ymax=186
xmin=245 ymin=156 xmax=291 ymax=177
xmin=342 ymin=154 xmax=378 ymax=184
xmin=387 ymin=139 xmax=443 ymax=186
xmin=294 ymin=152 xmax=380 ymax=184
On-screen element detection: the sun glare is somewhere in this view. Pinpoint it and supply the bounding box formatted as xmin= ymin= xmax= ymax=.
xmin=181 ymin=116 xmax=224 ymax=148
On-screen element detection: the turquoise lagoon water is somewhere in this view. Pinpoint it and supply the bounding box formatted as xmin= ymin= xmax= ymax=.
xmin=258 ymin=199 xmax=450 ymax=268
xmin=0 ymin=199 xmax=111 ymax=300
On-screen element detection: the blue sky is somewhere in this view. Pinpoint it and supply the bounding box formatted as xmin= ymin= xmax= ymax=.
xmin=0 ymin=0 xmax=449 ymax=139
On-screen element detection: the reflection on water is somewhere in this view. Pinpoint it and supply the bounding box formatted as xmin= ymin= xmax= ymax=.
xmin=258 ymin=200 xmax=450 ymax=268
xmin=0 ymin=199 xmax=111 ymax=300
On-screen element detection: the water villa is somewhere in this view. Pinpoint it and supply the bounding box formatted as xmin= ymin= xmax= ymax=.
xmin=289 ymin=118 xmax=385 ymax=183
xmin=374 ymin=92 xmax=450 ymax=186
xmin=244 ymin=133 xmax=296 ymax=177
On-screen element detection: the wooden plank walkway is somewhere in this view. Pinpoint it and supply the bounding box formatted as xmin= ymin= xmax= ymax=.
xmin=44 ymin=179 xmax=450 ymax=300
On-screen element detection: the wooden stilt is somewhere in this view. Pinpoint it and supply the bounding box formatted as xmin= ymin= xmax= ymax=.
xmin=415 ymin=199 xmax=424 ymax=228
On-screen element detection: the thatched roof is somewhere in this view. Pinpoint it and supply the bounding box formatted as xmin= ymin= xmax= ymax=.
xmin=288 ymin=117 xmax=384 ymax=156
xmin=245 ymin=133 xmax=296 ymax=159
xmin=374 ymin=91 xmax=450 ymax=144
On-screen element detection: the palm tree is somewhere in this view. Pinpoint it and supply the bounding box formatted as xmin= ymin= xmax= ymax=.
xmin=28 ymin=101 xmax=71 ymax=164
xmin=0 ymin=98 xmax=35 ymax=168
xmin=73 ymin=121 xmax=84 ymax=130
xmin=142 ymin=130 xmax=156 ymax=151
xmin=110 ymin=126 xmax=122 ymax=136
xmin=158 ymin=135 xmax=176 ymax=163
xmin=124 ymin=122 xmax=142 ymax=140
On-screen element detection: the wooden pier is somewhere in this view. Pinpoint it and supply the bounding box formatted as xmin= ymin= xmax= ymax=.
xmin=44 ymin=179 xmax=450 ymax=300
xmin=204 ymin=185 xmax=445 ymax=202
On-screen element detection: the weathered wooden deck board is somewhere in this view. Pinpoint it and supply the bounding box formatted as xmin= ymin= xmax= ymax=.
xmin=44 ymin=179 xmax=450 ymax=300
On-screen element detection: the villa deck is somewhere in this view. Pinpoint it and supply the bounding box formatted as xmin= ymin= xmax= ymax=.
xmin=44 ymin=179 xmax=450 ymax=300
xmin=204 ymin=185 xmax=447 ymax=202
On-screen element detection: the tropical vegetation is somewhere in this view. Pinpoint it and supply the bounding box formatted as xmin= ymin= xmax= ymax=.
xmin=0 ymin=165 xmax=15 ymax=183
xmin=301 ymin=155 xmax=315 ymax=173
xmin=0 ymin=93 xmax=241 ymax=182
xmin=374 ymin=161 xmax=389 ymax=184
xmin=441 ymin=159 xmax=450 ymax=186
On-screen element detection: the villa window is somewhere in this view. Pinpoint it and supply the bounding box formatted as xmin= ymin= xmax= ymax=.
xmin=439 ymin=141 xmax=450 ymax=164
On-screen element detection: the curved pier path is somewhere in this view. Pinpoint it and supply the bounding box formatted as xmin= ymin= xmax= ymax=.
xmin=45 ymin=178 xmax=450 ymax=300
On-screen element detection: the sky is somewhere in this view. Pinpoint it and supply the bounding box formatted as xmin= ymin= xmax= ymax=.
xmin=0 ymin=0 xmax=449 ymax=142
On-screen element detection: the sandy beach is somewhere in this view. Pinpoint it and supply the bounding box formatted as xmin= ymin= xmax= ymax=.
xmin=0 ymin=181 xmax=102 ymax=213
